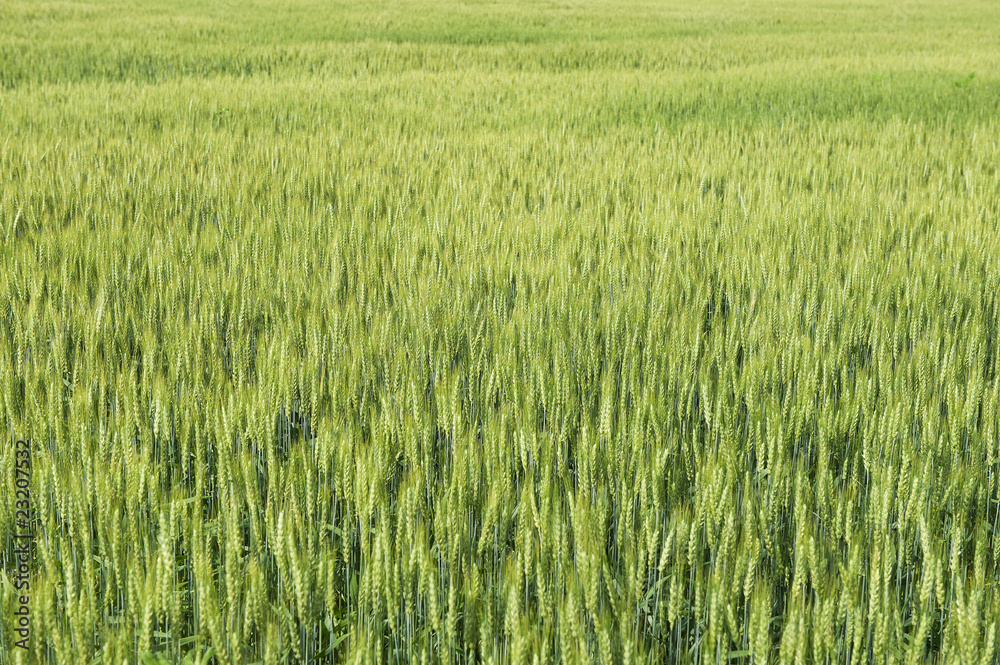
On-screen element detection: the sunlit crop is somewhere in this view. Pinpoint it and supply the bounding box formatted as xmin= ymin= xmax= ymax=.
xmin=2 ymin=1 xmax=1000 ymax=663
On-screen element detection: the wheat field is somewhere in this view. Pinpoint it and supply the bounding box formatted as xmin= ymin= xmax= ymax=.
xmin=2 ymin=0 xmax=1000 ymax=663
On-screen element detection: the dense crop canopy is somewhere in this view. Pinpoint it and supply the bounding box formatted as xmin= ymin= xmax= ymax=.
xmin=2 ymin=1 xmax=1000 ymax=663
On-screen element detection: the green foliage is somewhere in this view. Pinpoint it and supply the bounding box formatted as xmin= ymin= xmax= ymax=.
xmin=2 ymin=0 xmax=1000 ymax=663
